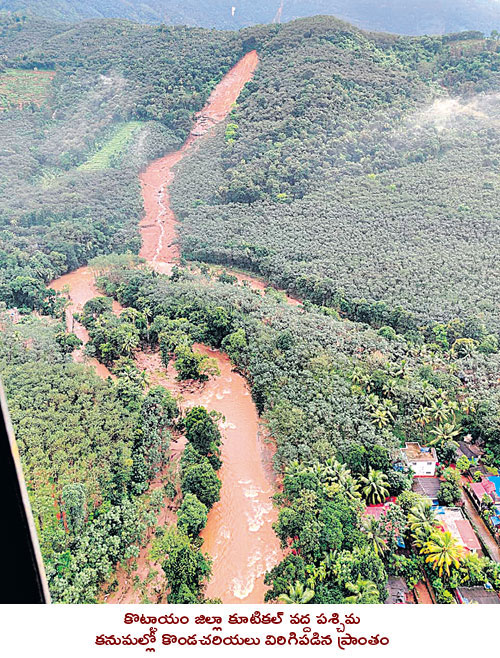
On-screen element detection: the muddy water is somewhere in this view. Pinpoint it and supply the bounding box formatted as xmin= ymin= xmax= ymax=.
xmin=50 ymin=267 xmax=119 ymax=379
xmin=138 ymin=49 xmax=283 ymax=603
xmin=50 ymin=50 xmax=284 ymax=603
xmin=193 ymin=346 xmax=280 ymax=603
xmin=139 ymin=50 xmax=259 ymax=268
xmin=133 ymin=347 xmax=281 ymax=603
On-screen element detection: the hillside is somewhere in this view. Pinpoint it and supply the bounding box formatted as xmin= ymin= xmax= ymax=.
xmin=1 ymin=12 xmax=500 ymax=606
xmin=172 ymin=17 xmax=500 ymax=334
xmin=1 ymin=0 xmax=500 ymax=35
xmin=0 ymin=14 xmax=242 ymax=312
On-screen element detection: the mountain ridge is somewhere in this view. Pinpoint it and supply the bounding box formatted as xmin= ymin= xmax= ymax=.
xmin=1 ymin=0 xmax=500 ymax=35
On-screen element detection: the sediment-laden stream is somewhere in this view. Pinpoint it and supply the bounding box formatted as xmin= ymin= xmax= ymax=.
xmin=50 ymin=51 xmax=286 ymax=603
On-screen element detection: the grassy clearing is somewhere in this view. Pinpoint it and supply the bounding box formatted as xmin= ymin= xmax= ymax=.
xmin=0 ymin=69 xmax=55 ymax=111
xmin=78 ymin=121 xmax=143 ymax=171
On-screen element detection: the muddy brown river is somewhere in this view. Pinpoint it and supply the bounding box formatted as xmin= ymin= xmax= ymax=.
xmin=50 ymin=51 xmax=286 ymax=603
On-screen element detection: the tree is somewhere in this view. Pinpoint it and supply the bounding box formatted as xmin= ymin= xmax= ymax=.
xmin=421 ymin=531 xmax=464 ymax=578
xmin=181 ymin=462 xmax=221 ymax=509
xmin=221 ymin=328 xmax=247 ymax=362
xmin=81 ymin=297 xmax=113 ymax=328
xmin=184 ymin=406 xmax=221 ymax=457
xmin=343 ymin=445 xmax=368 ymax=475
xmin=277 ymin=580 xmax=315 ymax=604
xmin=150 ymin=527 xmax=211 ymax=603
xmin=177 ymin=493 xmax=208 ymax=537
xmin=61 ymin=483 xmax=86 ymax=534
xmin=55 ymin=331 xmax=83 ymax=354
xmin=437 ymin=481 xmax=462 ymax=506
xmin=360 ymin=468 xmax=390 ymax=505
xmin=361 ymin=516 xmax=387 ymax=556
xmin=344 ymin=576 xmax=380 ymax=604
xmin=408 ymin=500 xmax=438 ymax=547
xmin=131 ymin=386 xmax=178 ymax=491
xmin=264 ymin=553 xmax=308 ymax=603
xmin=428 ymin=423 xmax=461 ymax=447
xmin=456 ymin=455 xmax=471 ymax=473
xmin=174 ymin=344 xmax=220 ymax=381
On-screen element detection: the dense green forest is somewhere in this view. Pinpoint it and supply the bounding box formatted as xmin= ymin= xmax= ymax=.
xmin=1 ymin=14 xmax=499 ymax=332
xmin=0 ymin=13 xmax=242 ymax=311
xmin=1 ymin=12 xmax=500 ymax=604
xmin=2 ymin=0 xmax=500 ymax=35
xmin=88 ymin=261 xmax=500 ymax=602
xmin=172 ymin=17 xmax=500 ymax=334
xmin=0 ymin=305 xmax=225 ymax=602
xmin=0 ymin=309 xmax=181 ymax=602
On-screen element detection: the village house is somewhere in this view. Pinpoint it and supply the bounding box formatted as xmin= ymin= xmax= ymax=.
xmin=434 ymin=506 xmax=482 ymax=554
xmin=400 ymin=442 xmax=438 ymax=476
xmin=468 ymin=477 xmax=499 ymax=508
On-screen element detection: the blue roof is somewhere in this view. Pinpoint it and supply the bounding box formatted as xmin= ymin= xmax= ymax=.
xmin=489 ymin=476 xmax=500 ymax=497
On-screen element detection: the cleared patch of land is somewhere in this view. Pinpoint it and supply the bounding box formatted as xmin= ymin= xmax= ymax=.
xmin=0 ymin=68 xmax=55 ymax=110
xmin=78 ymin=121 xmax=143 ymax=170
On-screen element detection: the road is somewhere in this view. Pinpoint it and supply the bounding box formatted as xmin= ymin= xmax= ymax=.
xmin=462 ymin=488 xmax=500 ymax=562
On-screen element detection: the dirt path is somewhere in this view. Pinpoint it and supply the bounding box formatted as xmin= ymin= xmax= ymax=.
xmin=414 ymin=578 xmax=435 ymax=604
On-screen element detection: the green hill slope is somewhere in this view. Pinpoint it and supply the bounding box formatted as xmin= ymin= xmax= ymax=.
xmin=1 ymin=0 xmax=500 ymax=35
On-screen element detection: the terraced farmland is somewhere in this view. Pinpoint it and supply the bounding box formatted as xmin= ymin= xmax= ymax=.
xmin=78 ymin=121 xmax=143 ymax=170
xmin=0 ymin=68 xmax=55 ymax=110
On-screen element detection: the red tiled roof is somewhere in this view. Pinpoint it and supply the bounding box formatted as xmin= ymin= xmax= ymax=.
xmin=470 ymin=480 xmax=495 ymax=500
xmin=455 ymin=519 xmax=481 ymax=551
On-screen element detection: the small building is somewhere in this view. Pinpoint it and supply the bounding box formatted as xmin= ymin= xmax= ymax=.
xmin=412 ymin=475 xmax=441 ymax=500
xmin=469 ymin=478 xmax=499 ymax=508
xmin=401 ymin=442 xmax=438 ymax=476
xmin=456 ymin=586 xmax=500 ymax=604
xmin=434 ymin=506 xmax=482 ymax=554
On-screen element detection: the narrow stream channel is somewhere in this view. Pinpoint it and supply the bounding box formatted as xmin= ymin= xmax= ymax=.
xmin=50 ymin=51 xmax=285 ymax=603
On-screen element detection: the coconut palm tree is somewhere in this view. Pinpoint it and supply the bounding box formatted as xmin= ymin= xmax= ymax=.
xmin=285 ymin=460 xmax=304 ymax=478
xmin=414 ymin=405 xmax=432 ymax=428
xmin=407 ymin=501 xmax=438 ymax=546
xmin=381 ymin=398 xmax=397 ymax=418
xmin=428 ymin=423 xmax=461 ymax=448
xmin=351 ymin=367 xmax=369 ymax=389
xmin=305 ymin=562 xmax=327 ymax=590
xmin=364 ymin=393 xmax=381 ymax=412
xmin=344 ymin=577 xmax=379 ymax=604
xmin=362 ymin=516 xmax=387 ymax=556
xmin=419 ymin=381 xmax=436 ymax=405
xmin=370 ymin=407 xmax=391 ymax=428
xmin=460 ymin=397 xmax=477 ymax=416
xmin=429 ymin=398 xmax=452 ymax=424
xmin=360 ymin=468 xmax=390 ymax=505
xmin=420 ymin=531 xmax=464 ymax=578
xmin=382 ymin=378 xmax=398 ymax=398
xmin=277 ymin=581 xmax=315 ymax=604
xmin=343 ymin=474 xmax=362 ymax=501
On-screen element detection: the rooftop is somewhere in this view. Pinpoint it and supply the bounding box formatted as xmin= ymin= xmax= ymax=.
xmin=413 ymin=476 xmax=441 ymax=499
xmin=458 ymin=586 xmax=500 ymax=605
xmin=469 ymin=479 xmax=499 ymax=503
xmin=364 ymin=499 xmax=397 ymax=520
xmin=402 ymin=442 xmax=438 ymax=462
xmin=435 ymin=507 xmax=481 ymax=552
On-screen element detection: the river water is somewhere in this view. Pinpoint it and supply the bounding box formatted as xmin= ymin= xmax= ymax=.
xmin=49 ymin=51 xmax=284 ymax=603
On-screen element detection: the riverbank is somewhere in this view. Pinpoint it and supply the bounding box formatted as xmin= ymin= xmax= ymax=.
xmin=49 ymin=50 xmax=285 ymax=604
